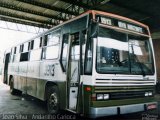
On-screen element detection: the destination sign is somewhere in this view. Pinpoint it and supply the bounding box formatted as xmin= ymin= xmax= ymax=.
xmin=101 ymin=17 xmax=112 ymax=25
xmin=118 ymin=21 xmax=143 ymax=33
xmin=97 ymin=15 xmax=148 ymax=35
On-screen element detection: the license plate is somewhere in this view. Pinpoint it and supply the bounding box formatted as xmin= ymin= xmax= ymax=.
xmin=147 ymin=104 xmax=157 ymax=110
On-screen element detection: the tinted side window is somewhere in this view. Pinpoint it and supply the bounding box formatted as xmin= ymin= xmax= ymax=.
xmin=20 ymin=42 xmax=29 ymax=62
xmin=30 ymin=40 xmax=34 ymax=50
xmin=14 ymin=47 xmax=16 ymax=54
xmin=20 ymin=52 xmax=29 ymax=62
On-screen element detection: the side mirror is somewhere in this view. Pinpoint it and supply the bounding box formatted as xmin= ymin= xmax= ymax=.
xmin=90 ymin=21 xmax=99 ymax=38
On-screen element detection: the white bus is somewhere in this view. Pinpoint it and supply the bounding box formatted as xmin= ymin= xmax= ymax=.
xmin=3 ymin=10 xmax=157 ymax=117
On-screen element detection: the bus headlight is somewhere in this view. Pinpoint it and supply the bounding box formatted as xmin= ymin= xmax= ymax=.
xmin=145 ymin=92 xmax=153 ymax=97
xmin=96 ymin=94 xmax=110 ymax=100
xmin=148 ymin=92 xmax=153 ymax=96
xmin=104 ymin=94 xmax=109 ymax=100
xmin=97 ymin=94 xmax=103 ymax=100
xmin=145 ymin=92 xmax=149 ymax=96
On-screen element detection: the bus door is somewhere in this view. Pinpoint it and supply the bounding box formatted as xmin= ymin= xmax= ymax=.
xmin=67 ymin=32 xmax=81 ymax=111
xmin=3 ymin=53 xmax=10 ymax=84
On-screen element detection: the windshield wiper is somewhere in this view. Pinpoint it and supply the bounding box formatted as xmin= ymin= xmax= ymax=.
xmin=130 ymin=44 xmax=146 ymax=76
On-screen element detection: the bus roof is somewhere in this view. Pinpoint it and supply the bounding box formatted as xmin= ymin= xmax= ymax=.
xmin=48 ymin=10 xmax=149 ymax=33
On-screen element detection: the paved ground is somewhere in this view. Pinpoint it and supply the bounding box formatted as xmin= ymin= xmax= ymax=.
xmin=0 ymin=77 xmax=159 ymax=120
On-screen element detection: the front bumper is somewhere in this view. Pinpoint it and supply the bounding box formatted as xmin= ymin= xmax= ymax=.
xmin=90 ymin=102 xmax=157 ymax=118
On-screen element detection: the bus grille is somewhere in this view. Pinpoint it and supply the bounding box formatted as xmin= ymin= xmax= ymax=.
xmin=109 ymin=91 xmax=150 ymax=100
xmin=95 ymin=79 xmax=155 ymax=86
xmin=94 ymin=86 xmax=154 ymax=100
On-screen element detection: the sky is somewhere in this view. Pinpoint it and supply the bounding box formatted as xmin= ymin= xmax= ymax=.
xmin=0 ymin=28 xmax=36 ymax=53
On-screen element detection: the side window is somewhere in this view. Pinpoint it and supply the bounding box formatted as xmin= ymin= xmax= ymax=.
xmin=29 ymin=37 xmax=42 ymax=61
xmin=14 ymin=47 xmax=16 ymax=54
xmin=82 ymin=30 xmax=87 ymax=60
xmin=43 ymin=32 xmax=60 ymax=47
xmin=71 ymin=33 xmax=80 ymax=60
xmin=28 ymin=42 xmax=30 ymax=51
xmin=20 ymin=42 xmax=29 ymax=62
xmin=13 ymin=54 xmax=20 ymax=63
xmin=30 ymin=49 xmax=42 ymax=61
xmin=33 ymin=38 xmax=40 ymax=49
xmin=12 ymin=46 xmax=20 ymax=63
xmin=23 ymin=42 xmax=29 ymax=52
xmin=60 ymin=34 xmax=69 ymax=72
xmin=30 ymin=40 xmax=34 ymax=50
xmin=47 ymin=34 xmax=60 ymax=46
xmin=43 ymin=35 xmax=47 ymax=46
xmin=20 ymin=52 xmax=29 ymax=62
xmin=16 ymin=46 xmax=20 ymax=54
xmin=42 ymin=30 xmax=60 ymax=60
xmin=10 ymin=48 xmax=14 ymax=63
xmin=20 ymin=44 xmax=24 ymax=52
xmin=81 ymin=30 xmax=87 ymax=74
xmin=12 ymin=47 xmax=16 ymax=62
xmin=40 ymin=37 xmax=42 ymax=47
xmin=42 ymin=46 xmax=59 ymax=60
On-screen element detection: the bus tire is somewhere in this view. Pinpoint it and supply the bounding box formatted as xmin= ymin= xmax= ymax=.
xmin=47 ymin=86 xmax=60 ymax=114
xmin=10 ymin=77 xmax=16 ymax=95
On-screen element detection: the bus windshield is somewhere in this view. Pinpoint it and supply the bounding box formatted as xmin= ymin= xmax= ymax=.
xmin=96 ymin=26 xmax=154 ymax=75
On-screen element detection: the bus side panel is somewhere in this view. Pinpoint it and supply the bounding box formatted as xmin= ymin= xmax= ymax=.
xmin=38 ymin=61 xmax=56 ymax=101
xmin=26 ymin=77 xmax=37 ymax=97
xmin=18 ymin=62 xmax=28 ymax=92
xmin=18 ymin=75 xmax=22 ymax=90
xmin=36 ymin=79 xmax=47 ymax=100
xmin=54 ymin=63 xmax=67 ymax=110
xmin=39 ymin=60 xmax=67 ymax=109
xmin=21 ymin=75 xmax=27 ymax=93
xmin=26 ymin=61 xmax=40 ymax=97
xmin=8 ymin=62 xmax=19 ymax=89
xmin=14 ymin=75 xmax=19 ymax=90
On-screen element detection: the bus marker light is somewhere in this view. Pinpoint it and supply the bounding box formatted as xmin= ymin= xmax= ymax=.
xmin=85 ymin=87 xmax=91 ymax=91
xmin=145 ymin=92 xmax=149 ymax=97
xmin=148 ymin=92 xmax=153 ymax=96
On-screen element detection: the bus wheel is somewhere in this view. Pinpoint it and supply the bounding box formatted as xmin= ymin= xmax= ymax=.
xmin=10 ymin=77 xmax=16 ymax=95
xmin=47 ymin=86 xmax=60 ymax=114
